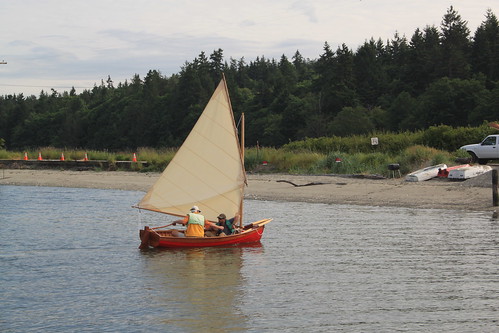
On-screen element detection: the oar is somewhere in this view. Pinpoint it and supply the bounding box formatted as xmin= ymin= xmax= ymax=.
xmin=242 ymin=218 xmax=273 ymax=230
xmin=152 ymin=223 xmax=176 ymax=230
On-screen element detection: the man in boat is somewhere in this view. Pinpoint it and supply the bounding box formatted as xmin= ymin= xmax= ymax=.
xmin=173 ymin=206 xmax=223 ymax=237
xmin=215 ymin=213 xmax=240 ymax=236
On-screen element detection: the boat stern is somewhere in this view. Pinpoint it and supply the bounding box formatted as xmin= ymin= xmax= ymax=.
xmin=139 ymin=226 xmax=160 ymax=249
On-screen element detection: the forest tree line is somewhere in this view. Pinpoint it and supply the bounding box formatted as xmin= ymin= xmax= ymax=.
xmin=1 ymin=7 xmax=498 ymax=151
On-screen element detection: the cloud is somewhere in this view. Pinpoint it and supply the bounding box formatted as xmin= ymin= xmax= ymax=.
xmin=291 ymin=1 xmax=318 ymax=23
xmin=0 ymin=0 xmax=497 ymax=96
xmin=239 ymin=20 xmax=257 ymax=28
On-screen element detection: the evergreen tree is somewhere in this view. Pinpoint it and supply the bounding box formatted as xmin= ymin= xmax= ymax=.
xmin=440 ymin=6 xmax=472 ymax=78
xmin=354 ymin=38 xmax=389 ymax=107
xmin=314 ymin=42 xmax=337 ymax=116
xmin=387 ymin=91 xmax=419 ymax=131
xmin=209 ymin=48 xmax=225 ymax=81
xmin=406 ymin=26 xmax=442 ymax=94
xmin=329 ymin=106 xmax=374 ymax=136
xmin=472 ymin=9 xmax=499 ymax=84
xmin=386 ymin=32 xmax=411 ymax=94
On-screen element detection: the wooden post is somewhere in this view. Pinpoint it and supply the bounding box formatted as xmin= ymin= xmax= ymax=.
xmin=493 ymin=169 xmax=498 ymax=206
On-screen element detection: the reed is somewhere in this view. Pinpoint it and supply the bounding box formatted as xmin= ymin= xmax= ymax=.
xmin=278 ymin=146 xmax=458 ymax=177
xmin=0 ymin=149 xmax=14 ymax=159
xmin=135 ymin=147 xmax=177 ymax=172
xmin=396 ymin=146 xmax=456 ymax=175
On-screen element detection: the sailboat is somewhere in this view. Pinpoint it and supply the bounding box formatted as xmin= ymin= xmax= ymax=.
xmin=136 ymin=76 xmax=272 ymax=248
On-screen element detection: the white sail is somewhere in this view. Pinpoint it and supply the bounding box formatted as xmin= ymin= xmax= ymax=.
xmin=136 ymin=77 xmax=246 ymax=222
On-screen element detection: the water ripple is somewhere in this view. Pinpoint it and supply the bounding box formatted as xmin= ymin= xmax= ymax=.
xmin=0 ymin=185 xmax=498 ymax=332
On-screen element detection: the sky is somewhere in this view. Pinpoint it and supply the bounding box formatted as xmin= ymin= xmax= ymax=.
xmin=0 ymin=0 xmax=497 ymax=97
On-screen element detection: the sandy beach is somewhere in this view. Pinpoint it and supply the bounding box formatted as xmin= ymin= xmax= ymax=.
xmin=1 ymin=168 xmax=498 ymax=212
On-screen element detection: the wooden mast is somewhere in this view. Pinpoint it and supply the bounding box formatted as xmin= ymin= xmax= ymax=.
xmin=239 ymin=112 xmax=245 ymax=227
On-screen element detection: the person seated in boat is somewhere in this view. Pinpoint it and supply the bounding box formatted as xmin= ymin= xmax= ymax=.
xmin=215 ymin=213 xmax=240 ymax=236
xmin=173 ymin=206 xmax=223 ymax=237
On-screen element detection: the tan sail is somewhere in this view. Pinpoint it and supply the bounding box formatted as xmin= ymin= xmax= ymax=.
xmin=136 ymin=77 xmax=246 ymax=222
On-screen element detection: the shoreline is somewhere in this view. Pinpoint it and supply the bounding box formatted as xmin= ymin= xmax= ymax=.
xmin=1 ymin=168 xmax=497 ymax=212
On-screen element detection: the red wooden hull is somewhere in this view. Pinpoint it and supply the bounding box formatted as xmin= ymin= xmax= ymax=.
xmin=139 ymin=221 xmax=269 ymax=248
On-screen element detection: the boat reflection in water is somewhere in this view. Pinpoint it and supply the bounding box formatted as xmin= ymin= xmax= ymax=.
xmin=140 ymin=244 xmax=263 ymax=332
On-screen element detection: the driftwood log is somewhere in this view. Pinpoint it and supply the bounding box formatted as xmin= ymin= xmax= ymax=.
xmin=276 ymin=180 xmax=329 ymax=187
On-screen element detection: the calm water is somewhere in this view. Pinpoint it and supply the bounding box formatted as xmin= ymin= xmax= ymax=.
xmin=1 ymin=185 xmax=498 ymax=332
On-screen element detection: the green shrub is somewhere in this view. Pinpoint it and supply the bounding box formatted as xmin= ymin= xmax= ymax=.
xmin=5 ymin=123 xmax=492 ymax=175
xmin=283 ymin=124 xmax=497 ymax=155
xmin=0 ymin=149 xmax=10 ymax=159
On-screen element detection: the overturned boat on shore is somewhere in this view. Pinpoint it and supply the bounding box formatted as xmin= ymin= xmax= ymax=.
xmin=448 ymin=165 xmax=492 ymax=180
xmin=405 ymin=164 xmax=447 ymax=182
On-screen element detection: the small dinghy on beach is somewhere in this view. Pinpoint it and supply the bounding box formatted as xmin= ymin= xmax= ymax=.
xmin=448 ymin=165 xmax=492 ymax=180
xmin=437 ymin=164 xmax=470 ymax=178
xmin=405 ymin=164 xmax=447 ymax=182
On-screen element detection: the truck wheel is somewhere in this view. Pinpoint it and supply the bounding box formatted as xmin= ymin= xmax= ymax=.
xmin=469 ymin=152 xmax=479 ymax=163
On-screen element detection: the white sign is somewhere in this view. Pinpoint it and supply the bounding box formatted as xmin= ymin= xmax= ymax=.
xmin=371 ymin=137 xmax=379 ymax=146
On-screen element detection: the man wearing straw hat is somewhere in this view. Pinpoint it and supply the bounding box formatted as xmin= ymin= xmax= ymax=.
xmin=174 ymin=206 xmax=223 ymax=237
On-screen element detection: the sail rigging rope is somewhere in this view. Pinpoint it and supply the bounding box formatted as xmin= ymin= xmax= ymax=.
xmin=236 ymin=115 xmax=242 ymax=134
xmin=137 ymin=207 xmax=143 ymax=230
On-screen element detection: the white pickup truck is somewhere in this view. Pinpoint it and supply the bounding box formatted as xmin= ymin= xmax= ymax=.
xmin=460 ymin=135 xmax=499 ymax=164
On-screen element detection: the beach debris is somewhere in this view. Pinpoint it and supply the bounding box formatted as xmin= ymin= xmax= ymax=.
xmin=276 ymin=180 xmax=330 ymax=187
